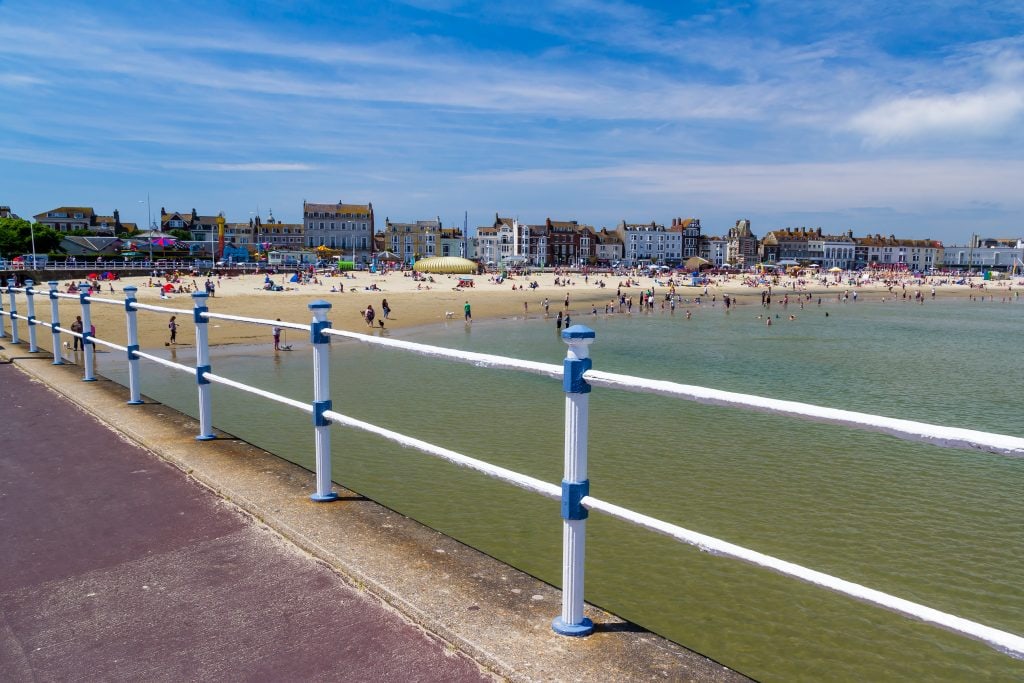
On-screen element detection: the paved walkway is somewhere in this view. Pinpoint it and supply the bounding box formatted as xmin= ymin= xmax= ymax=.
xmin=0 ymin=362 xmax=493 ymax=682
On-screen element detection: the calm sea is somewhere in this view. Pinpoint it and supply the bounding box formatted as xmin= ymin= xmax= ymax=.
xmin=100 ymin=296 xmax=1024 ymax=682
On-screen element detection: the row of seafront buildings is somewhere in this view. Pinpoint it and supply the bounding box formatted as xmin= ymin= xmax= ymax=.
xmin=10 ymin=203 xmax=1024 ymax=271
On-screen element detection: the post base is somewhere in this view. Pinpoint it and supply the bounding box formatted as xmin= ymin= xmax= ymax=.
xmin=552 ymin=616 xmax=594 ymax=637
xmin=195 ymin=434 xmax=216 ymax=441
xmin=52 ymin=360 xmax=64 ymax=366
xmin=82 ymin=378 xmax=97 ymax=382
xmin=310 ymin=491 xmax=340 ymax=503
xmin=126 ymin=400 xmax=144 ymax=405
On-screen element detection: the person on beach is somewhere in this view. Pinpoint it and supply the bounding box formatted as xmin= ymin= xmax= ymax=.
xmin=464 ymin=300 xmax=472 ymax=322
xmin=168 ymin=316 xmax=177 ymax=345
xmin=381 ymin=299 xmax=391 ymax=320
xmin=364 ymin=305 xmax=376 ymax=327
xmin=556 ymin=310 xmax=563 ymax=330
xmin=273 ymin=319 xmax=282 ymax=350
xmin=543 ymin=298 xmax=549 ymax=316
xmin=70 ymin=316 xmax=84 ymax=350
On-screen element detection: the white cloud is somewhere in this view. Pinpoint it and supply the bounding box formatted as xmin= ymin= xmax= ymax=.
xmin=162 ymin=163 xmax=315 ymax=172
xmin=849 ymin=88 xmax=1024 ymax=142
xmin=0 ymin=73 xmax=45 ymax=87
xmin=472 ymin=159 xmax=1024 ymax=212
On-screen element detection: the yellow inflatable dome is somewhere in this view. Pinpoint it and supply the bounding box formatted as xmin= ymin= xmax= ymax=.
xmin=413 ymin=257 xmax=478 ymax=274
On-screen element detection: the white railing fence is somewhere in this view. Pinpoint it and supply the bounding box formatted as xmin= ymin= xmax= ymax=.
xmin=2 ymin=278 xmax=1023 ymax=658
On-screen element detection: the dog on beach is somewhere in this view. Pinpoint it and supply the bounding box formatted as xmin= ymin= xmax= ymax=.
xmin=62 ymin=341 xmax=71 ymax=350
xmin=444 ymin=311 xmax=454 ymax=320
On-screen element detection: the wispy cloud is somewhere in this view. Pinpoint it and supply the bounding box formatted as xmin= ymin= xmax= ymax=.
xmin=0 ymin=73 xmax=45 ymax=87
xmin=162 ymin=163 xmax=316 ymax=172
xmin=849 ymin=87 xmax=1024 ymax=142
xmin=473 ymin=159 xmax=1024 ymax=213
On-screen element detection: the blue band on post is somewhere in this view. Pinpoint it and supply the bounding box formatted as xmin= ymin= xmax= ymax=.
xmin=125 ymin=298 xmax=136 ymax=311
xmin=53 ymin=320 xmax=60 ymax=331
xmin=197 ymin=364 xmax=211 ymax=385
xmin=81 ymin=331 xmax=92 ymax=346
xmin=127 ymin=344 xmax=139 ymax=360
xmin=313 ymin=399 xmax=332 ymax=426
xmin=563 ymin=357 xmax=592 ymax=394
xmin=310 ymin=319 xmax=332 ymax=344
xmin=27 ymin=315 xmax=35 ymax=327
xmin=561 ymin=479 xmax=590 ymax=520
xmin=79 ymin=291 xmax=90 ymax=304
xmin=193 ymin=305 xmax=208 ymax=324
xmin=49 ymin=289 xmax=58 ymax=300
xmin=25 ymin=286 xmax=34 ymax=297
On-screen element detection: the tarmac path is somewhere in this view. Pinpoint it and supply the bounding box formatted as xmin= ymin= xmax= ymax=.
xmin=0 ymin=362 xmax=494 ymax=682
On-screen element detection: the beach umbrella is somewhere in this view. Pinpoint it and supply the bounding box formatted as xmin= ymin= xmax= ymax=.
xmin=376 ymin=250 xmax=402 ymax=262
xmin=150 ymin=237 xmax=177 ymax=247
xmin=828 ymin=267 xmax=843 ymax=272
xmin=88 ymin=272 xmax=99 ymax=279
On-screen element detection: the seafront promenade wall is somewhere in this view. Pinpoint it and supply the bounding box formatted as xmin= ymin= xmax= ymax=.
xmin=0 ymin=343 xmax=746 ymax=682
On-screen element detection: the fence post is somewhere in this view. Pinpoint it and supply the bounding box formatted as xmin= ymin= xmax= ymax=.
xmin=124 ymin=286 xmax=143 ymax=405
xmin=553 ymin=324 xmax=596 ymax=636
xmin=48 ymin=281 xmax=63 ymax=365
xmin=80 ymin=287 xmax=96 ymax=381
xmin=24 ymin=279 xmax=39 ymax=352
xmin=309 ymin=300 xmax=339 ymax=502
xmin=7 ymin=279 xmax=19 ymax=344
xmin=0 ymin=278 xmax=6 ymax=339
xmin=193 ymin=291 xmax=215 ymax=440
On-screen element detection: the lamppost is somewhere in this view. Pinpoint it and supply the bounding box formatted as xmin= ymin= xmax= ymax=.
xmin=139 ymin=195 xmax=153 ymax=265
xmin=29 ymin=221 xmax=37 ymax=268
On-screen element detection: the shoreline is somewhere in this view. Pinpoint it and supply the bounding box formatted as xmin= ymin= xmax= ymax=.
xmin=14 ymin=270 xmax=1020 ymax=353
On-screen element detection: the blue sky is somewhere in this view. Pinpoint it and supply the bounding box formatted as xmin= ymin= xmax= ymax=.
xmin=1 ymin=0 xmax=1022 ymax=243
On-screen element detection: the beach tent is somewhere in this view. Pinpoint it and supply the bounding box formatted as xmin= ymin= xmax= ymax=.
xmin=684 ymin=256 xmax=712 ymax=270
xmin=289 ymin=273 xmax=299 ymax=282
xmin=375 ymin=250 xmax=402 ymax=262
xmin=828 ymin=267 xmax=843 ymax=272
xmin=413 ymin=256 xmax=477 ymax=274
xmin=162 ymin=283 xmax=174 ymax=292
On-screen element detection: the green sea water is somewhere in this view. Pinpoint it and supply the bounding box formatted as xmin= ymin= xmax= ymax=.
xmin=99 ymin=296 xmax=1024 ymax=682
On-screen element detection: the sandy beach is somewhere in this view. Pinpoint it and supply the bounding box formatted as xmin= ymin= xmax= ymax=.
xmin=37 ymin=268 xmax=1021 ymax=351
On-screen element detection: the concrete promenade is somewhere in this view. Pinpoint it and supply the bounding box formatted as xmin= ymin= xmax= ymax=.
xmin=0 ymin=339 xmax=747 ymax=682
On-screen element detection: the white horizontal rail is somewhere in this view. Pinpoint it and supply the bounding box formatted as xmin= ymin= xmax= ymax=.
xmin=321 ymin=408 xmax=562 ymax=500
xmin=47 ymin=291 xmax=81 ymax=301
xmin=83 ymin=295 xmax=123 ymax=306
xmin=582 ymin=495 xmax=1024 ymax=658
xmin=323 ymin=328 xmax=564 ymax=379
xmin=201 ymin=311 xmax=310 ymax=331
xmin=133 ymin=350 xmax=194 ymax=374
xmin=130 ymin=301 xmax=191 ymax=315
xmin=204 ymin=371 xmax=312 ymax=412
xmin=584 ymin=370 xmax=1024 ymax=457
xmin=91 ymin=337 xmax=127 ymax=353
